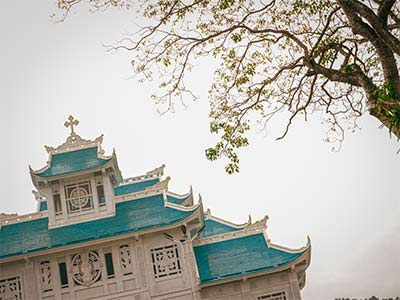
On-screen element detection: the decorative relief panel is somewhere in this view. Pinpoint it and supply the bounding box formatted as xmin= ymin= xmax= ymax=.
xmin=65 ymin=181 xmax=94 ymax=214
xmin=39 ymin=261 xmax=52 ymax=292
xmin=258 ymin=291 xmax=286 ymax=300
xmin=119 ymin=245 xmax=133 ymax=275
xmin=0 ymin=276 xmax=23 ymax=300
xmin=151 ymin=245 xmax=182 ymax=279
xmin=71 ymin=251 xmax=102 ymax=286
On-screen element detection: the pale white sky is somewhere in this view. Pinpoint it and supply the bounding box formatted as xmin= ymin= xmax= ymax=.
xmin=0 ymin=1 xmax=399 ymax=299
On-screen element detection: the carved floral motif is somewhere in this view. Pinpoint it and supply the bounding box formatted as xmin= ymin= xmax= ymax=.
xmin=40 ymin=261 xmax=52 ymax=292
xmin=151 ymin=245 xmax=181 ymax=279
xmin=245 ymin=215 xmax=269 ymax=229
xmin=145 ymin=176 xmax=171 ymax=192
xmin=45 ymin=134 xmax=104 ymax=154
xmin=119 ymin=245 xmax=133 ymax=275
xmin=71 ymin=251 xmax=102 ymax=286
xmin=0 ymin=276 xmax=23 ymax=300
xmin=146 ymin=164 xmax=165 ymax=177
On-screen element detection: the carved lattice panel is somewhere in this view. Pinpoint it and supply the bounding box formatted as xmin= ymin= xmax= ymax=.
xmin=0 ymin=276 xmax=23 ymax=300
xmin=65 ymin=181 xmax=93 ymax=214
xmin=39 ymin=261 xmax=52 ymax=292
xmin=119 ymin=245 xmax=133 ymax=275
xmin=151 ymin=245 xmax=181 ymax=279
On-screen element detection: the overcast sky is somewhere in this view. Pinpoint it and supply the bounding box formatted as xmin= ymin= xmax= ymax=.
xmin=0 ymin=1 xmax=399 ymax=299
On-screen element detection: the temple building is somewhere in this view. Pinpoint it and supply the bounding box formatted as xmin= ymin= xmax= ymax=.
xmin=0 ymin=116 xmax=311 ymax=300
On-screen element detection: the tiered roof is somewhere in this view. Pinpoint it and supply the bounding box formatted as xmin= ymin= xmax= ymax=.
xmin=194 ymin=233 xmax=307 ymax=284
xmin=114 ymin=178 xmax=160 ymax=196
xmin=34 ymin=147 xmax=112 ymax=178
xmin=0 ymin=116 xmax=311 ymax=287
xmin=0 ymin=193 xmax=200 ymax=260
xmin=30 ymin=116 xmax=121 ymax=186
xmin=194 ymin=212 xmax=310 ymax=286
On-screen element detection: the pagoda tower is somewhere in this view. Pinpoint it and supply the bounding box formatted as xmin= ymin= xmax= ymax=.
xmin=0 ymin=116 xmax=311 ymax=300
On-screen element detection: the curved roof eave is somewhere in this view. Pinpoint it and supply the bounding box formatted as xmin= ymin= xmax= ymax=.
xmin=30 ymin=149 xmax=116 ymax=181
xmin=194 ymin=231 xmax=311 ymax=287
xmin=199 ymin=245 xmax=311 ymax=287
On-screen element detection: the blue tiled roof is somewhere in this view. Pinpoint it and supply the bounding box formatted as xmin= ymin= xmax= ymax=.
xmin=35 ymin=147 xmax=111 ymax=177
xmin=114 ymin=179 xmax=159 ymax=196
xmin=39 ymin=201 xmax=48 ymax=211
xmin=0 ymin=194 xmax=195 ymax=259
xmin=194 ymin=234 xmax=304 ymax=283
xmin=202 ymin=219 xmax=241 ymax=237
xmin=167 ymin=195 xmax=189 ymax=205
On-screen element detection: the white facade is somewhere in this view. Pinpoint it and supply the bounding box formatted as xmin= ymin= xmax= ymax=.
xmin=0 ymin=117 xmax=310 ymax=300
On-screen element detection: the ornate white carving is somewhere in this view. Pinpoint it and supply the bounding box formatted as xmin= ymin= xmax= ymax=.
xmin=64 ymin=115 xmax=79 ymax=135
xmin=40 ymin=261 xmax=52 ymax=292
xmin=69 ymin=186 xmax=90 ymax=208
xmin=146 ymin=164 xmax=165 ymax=177
xmin=42 ymin=114 xmax=105 ymax=154
xmin=247 ymin=214 xmax=252 ymax=225
xmin=145 ymin=176 xmax=170 ymax=192
xmin=32 ymin=190 xmax=44 ymax=202
xmin=121 ymin=164 xmax=166 ymax=185
xmin=0 ymin=213 xmax=18 ymax=220
xmin=71 ymin=251 xmax=102 ymax=286
xmin=45 ymin=133 xmax=104 ymax=154
xmin=151 ymin=245 xmax=181 ymax=279
xmin=0 ymin=276 xmax=23 ymax=300
xmin=146 ymin=164 xmax=165 ymax=176
xmin=245 ymin=215 xmax=269 ymax=230
xmin=119 ymin=245 xmax=133 ymax=275
xmin=65 ymin=181 xmax=94 ymax=214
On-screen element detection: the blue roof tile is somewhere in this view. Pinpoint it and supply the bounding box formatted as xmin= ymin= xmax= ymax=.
xmin=194 ymin=234 xmax=304 ymax=283
xmin=167 ymin=195 xmax=189 ymax=205
xmin=202 ymin=219 xmax=241 ymax=237
xmin=0 ymin=194 xmax=194 ymax=259
xmin=114 ymin=179 xmax=159 ymax=196
xmin=35 ymin=147 xmax=111 ymax=177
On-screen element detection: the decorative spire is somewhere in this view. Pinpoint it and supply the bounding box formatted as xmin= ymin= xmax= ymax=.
xmin=32 ymin=190 xmax=44 ymax=201
xmin=245 ymin=214 xmax=269 ymax=229
xmin=146 ymin=164 xmax=166 ymax=177
xmin=64 ymin=115 xmax=79 ymax=135
xmin=44 ymin=116 xmax=104 ymax=154
xmin=145 ymin=176 xmax=171 ymax=192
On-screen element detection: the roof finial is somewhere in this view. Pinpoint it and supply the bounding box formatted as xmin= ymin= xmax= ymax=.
xmin=64 ymin=115 xmax=79 ymax=135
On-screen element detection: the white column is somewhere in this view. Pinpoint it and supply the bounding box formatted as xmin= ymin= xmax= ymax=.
xmin=91 ymin=176 xmax=100 ymax=215
xmin=23 ymin=257 xmax=38 ymax=300
xmin=288 ymin=271 xmax=302 ymax=300
xmin=40 ymin=185 xmax=54 ymax=225
xmin=102 ymin=174 xmax=114 ymax=215
xmin=111 ymin=245 xmax=124 ymax=292
xmin=59 ymin=182 xmax=69 ymax=222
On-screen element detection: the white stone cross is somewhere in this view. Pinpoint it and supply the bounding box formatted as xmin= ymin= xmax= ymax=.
xmin=64 ymin=115 xmax=79 ymax=135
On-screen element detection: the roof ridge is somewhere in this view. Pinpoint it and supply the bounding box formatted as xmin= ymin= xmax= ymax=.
xmin=120 ymin=164 xmax=165 ymax=186
xmin=203 ymin=209 xmax=248 ymax=229
xmin=195 ymin=227 xmax=265 ymax=246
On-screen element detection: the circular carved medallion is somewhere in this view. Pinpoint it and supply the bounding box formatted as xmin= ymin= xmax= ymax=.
xmin=71 ymin=251 xmax=102 ymax=286
xmin=69 ymin=187 xmax=90 ymax=208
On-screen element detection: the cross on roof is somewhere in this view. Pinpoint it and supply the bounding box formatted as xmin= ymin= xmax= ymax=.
xmin=64 ymin=115 xmax=79 ymax=135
